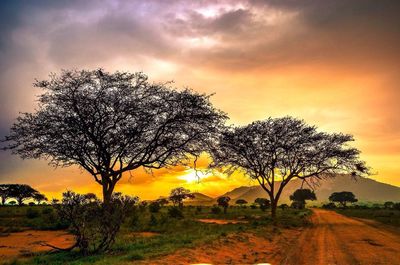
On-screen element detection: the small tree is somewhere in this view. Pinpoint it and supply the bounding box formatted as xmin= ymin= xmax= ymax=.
xmin=384 ymin=201 xmax=394 ymax=209
xmin=329 ymin=191 xmax=358 ymax=207
xmin=289 ymin=189 xmax=317 ymax=209
xmin=217 ymin=196 xmax=231 ymax=213
xmin=33 ymin=193 xmax=48 ymax=205
xmin=9 ymin=184 xmax=39 ymax=206
xmin=255 ymin=198 xmax=270 ymax=211
xmin=169 ymin=187 xmax=194 ymax=208
xmin=210 ymin=117 xmax=369 ymax=219
xmin=235 ymin=199 xmax=248 ymax=207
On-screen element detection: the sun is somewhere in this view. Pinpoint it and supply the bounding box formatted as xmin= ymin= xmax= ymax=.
xmin=178 ymin=170 xmax=212 ymax=183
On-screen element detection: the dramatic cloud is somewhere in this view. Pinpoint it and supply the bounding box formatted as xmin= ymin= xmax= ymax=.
xmin=0 ymin=0 xmax=399 ymax=199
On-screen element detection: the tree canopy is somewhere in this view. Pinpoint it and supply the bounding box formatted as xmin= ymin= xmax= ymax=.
xmin=2 ymin=69 xmax=226 ymax=202
xmin=169 ymin=187 xmax=194 ymax=207
xmin=217 ymin=196 xmax=231 ymax=213
xmin=329 ymin=191 xmax=358 ymax=207
xmin=289 ymin=189 xmax=317 ymax=209
xmin=210 ymin=117 xmax=369 ymax=218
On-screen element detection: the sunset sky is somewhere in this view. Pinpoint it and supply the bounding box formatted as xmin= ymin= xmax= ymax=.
xmin=0 ymin=0 xmax=399 ymax=200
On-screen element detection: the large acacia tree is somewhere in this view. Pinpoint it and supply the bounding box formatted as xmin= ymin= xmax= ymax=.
xmin=210 ymin=117 xmax=369 ymax=219
xmin=2 ymin=69 xmax=226 ymax=203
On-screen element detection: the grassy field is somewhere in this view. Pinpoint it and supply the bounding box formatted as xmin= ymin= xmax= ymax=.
xmin=333 ymin=208 xmax=400 ymax=227
xmin=0 ymin=205 xmax=311 ymax=265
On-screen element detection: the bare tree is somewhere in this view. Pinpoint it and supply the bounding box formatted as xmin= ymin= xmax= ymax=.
xmin=2 ymin=69 xmax=226 ymax=203
xmin=211 ymin=117 xmax=369 ymax=219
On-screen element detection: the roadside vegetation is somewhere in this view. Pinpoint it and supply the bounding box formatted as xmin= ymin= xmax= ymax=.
xmin=0 ymin=200 xmax=311 ymax=265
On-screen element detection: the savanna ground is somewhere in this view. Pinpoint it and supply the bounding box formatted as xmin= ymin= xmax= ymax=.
xmin=1 ymin=205 xmax=399 ymax=265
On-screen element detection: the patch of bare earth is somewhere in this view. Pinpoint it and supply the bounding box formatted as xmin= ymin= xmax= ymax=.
xmin=139 ymin=209 xmax=400 ymax=265
xmin=0 ymin=230 xmax=74 ymax=261
xmin=137 ymin=228 xmax=303 ymax=265
xmin=197 ymin=219 xmax=249 ymax=224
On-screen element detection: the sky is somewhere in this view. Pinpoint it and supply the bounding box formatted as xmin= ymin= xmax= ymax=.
xmin=0 ymin=0 xmax=399 ymax=200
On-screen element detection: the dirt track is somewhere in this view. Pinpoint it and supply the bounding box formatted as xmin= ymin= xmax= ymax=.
xmin=145 ymin=209 xmax=400 ymax=265
xmin=283 ymin=209 xmax=400 ymax=265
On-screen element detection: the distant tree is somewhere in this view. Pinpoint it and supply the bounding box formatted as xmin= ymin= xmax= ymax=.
xmin=384 ymin=201 xmax=394 ymax=209
xmin=279 ymin=204 xmax=289 ymax=210
xmin=0 ymin=184 xmax=12 ymax=205
xmin=329 ymin=191 xmax=358 ymax=207
xmin=217 ymin=196 xmax=231 ymax=213
xmin=2 ymin=69 xmax=226 ymax=204
xmin=393 ymin=203 xmax=400 ymax=211
xmin=33 ymin=193 xmax=48 ymax=205
xmin=169 ymin=187 xmax=194 ymax=208
xmin=9 ymin=184 xmax=39 ymax=206
xmin=254 ymin=198 xmax=270 ymax=211
xmin=156 ymin=198 xmax=169 ymax=206
xmin=235 ymin=199 xmax=248 ymax=206
xmin=321 ymin=202 xmax=336 ymax=209
xmin=289 ymin=189 xmax=317 ymax=209
xmin=210 ymin=117 xmax=369 ymax=219
xmin=9 ymin=200 xmax=16 ymax=205
xmin=28 ymin=202 xmax=36 ymax=206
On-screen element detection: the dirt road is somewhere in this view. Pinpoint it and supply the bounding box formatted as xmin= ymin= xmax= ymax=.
xmin=283 ymin=209 xmax=400 ymax=265
xmin=145 ymin=209 xmax=400 ymax=265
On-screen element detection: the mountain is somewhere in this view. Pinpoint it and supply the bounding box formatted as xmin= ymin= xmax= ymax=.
xmin=184 ymin=192 xmax=214 ymax=205
xmin=216 ymin=176 xmax=400 ymax=204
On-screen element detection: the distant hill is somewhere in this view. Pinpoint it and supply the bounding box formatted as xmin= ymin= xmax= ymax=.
xmin=217 ymin=176 xmax=400 ymax=204
xmin=184 ymin=192 xmax=214 ymax=205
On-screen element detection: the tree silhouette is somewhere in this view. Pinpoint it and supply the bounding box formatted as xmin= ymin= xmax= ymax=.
xmin=384 ymin=201 xmax=394 ymax=209
xmin=217 ymin=196 xmax=231 ymax=213
xmin=8 ymin=184 xmax=39 ymax=206
xmin=289 ymin=189 xmax=316 ymax=209
xmin=33 ymin=193 xmax=48 ymax=205
xmin=0 ymin=184 xmax=12 ymax=205
xmin=2 ymin=69 xmax=226 ymax=203
xmin=254 ymin=198 xmax=270 ymax=211
xmin=329 ymin=191 xmax=358 ymax=207
xmin=211 ymin=117 xmax=369 ymax=219
xmin=235 ymin=199 xmax=247 ymax=206
xmin=169 ymin=187 xmax=194 ymax=208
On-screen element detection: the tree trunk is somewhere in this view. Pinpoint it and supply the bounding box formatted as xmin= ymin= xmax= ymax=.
xmin=271 ymin=201 xmax=277 ymax=219
xmin=18 ymin=198 xmax=23 ymax=206
xmin=102 ymin=183 xmax=114 ymax=204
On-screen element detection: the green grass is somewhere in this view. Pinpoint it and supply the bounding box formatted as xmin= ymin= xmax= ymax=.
xmin=0 ymin=205 xmax=311 ymax=265
xmin=333 ymin=208 xmax=400 ymax=227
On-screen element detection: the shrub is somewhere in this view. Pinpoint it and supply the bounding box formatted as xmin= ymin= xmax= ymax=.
xmin=42 ymin=207 xmax=53 ymax=215
xmin=211 ymin=205 xmax=221 ymax=214
xmin=149 ymin=214 xmax=158 ymax=226
xmin=53 ymin=191 xmax=138 ymax=254
xmin=196 ymin=206 xmax=202 ymax=213
xmin=28 ymin=202 xmax=36 ymax=206
xmin=149 ymin=201 xmax=161 ymax=213
xmin=250 ymin=204 xmax=257 ymax=209
xmin=279 ymin=204 xmax=289 ymax=210
xmin=168 ymin=206 xmax=184 ymax=219
xmin=26 ymin=208 xmax=40 ymax=219
xmin=321 ymin=202 xmax=336 ymax=209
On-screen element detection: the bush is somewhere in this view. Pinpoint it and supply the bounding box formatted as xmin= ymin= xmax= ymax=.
xmin=149 ymin=214 xmax=158 ymax=226
xmin=26 ymin=208 xmax=40 ymax=219
xmin=168 ymin=206 xmax=184 ymax=219
xmin=53 ymin=191 xmax=138 ymax=254
xmin=211 ymin=205 xmax=221 ymax=214
xmin=28 ymin=202 xmax=36 ymax=206
xmin=250 ymin=204 xmax=257 ymax=209
xmin=279 ymin=204 xmax=289 ymax=210
xmin=148 ymin=201 xmax=161 ymax=213
xmin=42 ymin=207 xmax=53 ymax=215
xmin=322 ymin=202 xmax=336 ymax=209
xmin=196 ymin=206 xmax=202 ymax=213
